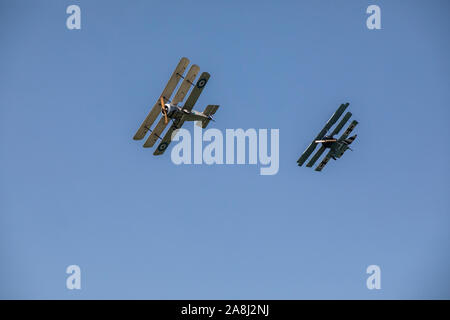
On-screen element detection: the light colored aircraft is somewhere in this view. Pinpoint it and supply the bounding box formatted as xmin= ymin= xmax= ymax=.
xmin=133 ymin=57 xmax=219 ymax=155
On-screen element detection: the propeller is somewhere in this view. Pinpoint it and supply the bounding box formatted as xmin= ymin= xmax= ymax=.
xmin=315 ymin=138 xmax=337 ymax=143
xmin=160 ymin=96 xmax=168 ymax=124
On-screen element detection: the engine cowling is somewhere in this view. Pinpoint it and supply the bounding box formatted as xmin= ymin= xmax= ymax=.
xmin=162 ymin=104 xmax=178 ymax=117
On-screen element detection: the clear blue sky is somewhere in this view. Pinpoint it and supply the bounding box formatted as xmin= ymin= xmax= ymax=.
xmin=1 ymin=0 xmax=449 ymax=299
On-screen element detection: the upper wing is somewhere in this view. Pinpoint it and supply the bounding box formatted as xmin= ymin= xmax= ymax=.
xmin=338 ymin=120 xmax=358 ymax=141
xmin=315 ymin=150 xmax=332 ymax=172
xmin=172 ymin=64 xmax=200 ymax=105
xmin=297 ymin=103 xmax=349 ymax=166
xmin=133 ymin=57 xmax=189 ymax=140
xmin=143 ymin=65 xmax=200 ymax=148
xmin=182 ymin=72 xmax=210 ymax=112
xmin=203 ymin=104 xmax=219 ymax=116
xmin=153 ymin=119 xmax=186 ymax=156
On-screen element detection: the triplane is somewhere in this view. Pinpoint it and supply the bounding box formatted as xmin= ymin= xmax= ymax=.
xmin=297 ymin=103 xmax=358 ymax=171
xmin=133 ymin=57 xmax=219 ymax=155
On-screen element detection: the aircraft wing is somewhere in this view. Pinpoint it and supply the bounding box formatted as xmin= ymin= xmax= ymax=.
xmin=182 ymin=72 xmax=210 ymax=112
xmin=143 ymin=65 xmax=200 ymax=148
xmin=315 ymin=150 xmax=333 ymax=172
xmin=297 ymin=103 xmax=349 ymax=166
xmin=153 ymin=119 xmax=186 ymax=156
xmin=338 ymin=120 xmax=358 ymax=141
xmin=306 ymin=145 xmax=326 ymax=167
xmin=172 ymin=64 xmax=200 ymax=105
xmin=133 ymin=57 xmax=189 ymax=140
xmin=297 ymin=141 xmax=319 ymax=166
xmin=330 ymin=112 xmax=352 ymax=136
xmin=143 ymin=116 xmax=167 ymax=148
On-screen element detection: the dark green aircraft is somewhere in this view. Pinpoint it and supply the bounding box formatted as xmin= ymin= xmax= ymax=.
xmin=297 ymin=103 xmax=358 ymax=171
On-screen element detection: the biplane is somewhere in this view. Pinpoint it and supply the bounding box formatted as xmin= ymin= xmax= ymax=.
xmin=297 ymin=103 xmax=358 ymax=171
xmin=133 ymin=57 xmax=219 ymax=155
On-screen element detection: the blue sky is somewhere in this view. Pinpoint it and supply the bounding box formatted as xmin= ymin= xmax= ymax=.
xmin=1 ymin=0 xmax=449 ymax=299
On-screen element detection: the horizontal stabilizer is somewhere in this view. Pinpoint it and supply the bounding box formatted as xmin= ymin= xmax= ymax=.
xmin=197 ymin=105 xmax=219 ymax=128
xmin=203 ymin=104 xmax=219 ymax=116
xmin=344 ymin=134 xmax=357 ymax=145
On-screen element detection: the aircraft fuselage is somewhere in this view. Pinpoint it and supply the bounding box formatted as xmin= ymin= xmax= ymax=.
xmin=321 ymin=135 xmax=356 ymax=160
xmin=163 ymin=103 xmax=211 ymax=122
